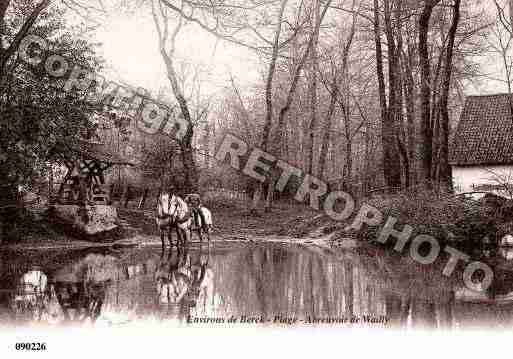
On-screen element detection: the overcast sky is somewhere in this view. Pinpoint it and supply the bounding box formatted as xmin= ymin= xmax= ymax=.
xmin=86 ymin=2 xmax=507 ymax=103
xmin=91 ymin=9 xmax=260 ymax=102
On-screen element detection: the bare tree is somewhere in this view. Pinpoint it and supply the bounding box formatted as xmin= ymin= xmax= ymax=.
xmin=491 ymin=0 xmax=513 ymax=116
xmin=260 ymin=0 xmax=333 ymax=211
xmin=373 ymin=0 xmax=402 ymax=190
xmin=152 ymin=0 xmax=199 ymax=192
xmin=418 ymin=0 xmax=440 ymax=186
xmin=250 ymin=0 xmax=289 ymax=212
xmin=438 ymin=0 xmax=461 ymax=190
xmin=304 ymin=0 xmax=320 ymax=176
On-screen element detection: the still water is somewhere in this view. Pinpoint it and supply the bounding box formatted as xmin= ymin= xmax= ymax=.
xmin=1 ymin=242 xmax=513 ymax=329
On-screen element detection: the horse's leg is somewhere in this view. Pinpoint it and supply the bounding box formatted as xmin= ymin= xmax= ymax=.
xmin=160 ymin=228 xmax=165 ymax=252
xmin=196 ymin=209 xmax=204 ymax=242
xmin=196 ymin=225 xmax=203 ymax=242
xmin=205 ymin=227 xmax=211 ymax=243
xmin=182 ymin=225 xmax=191 ymax=246
xmin=175 ymin=225 xmax=183 ymax=247
xmin=167 ymin=224 xmax=173 ymax=249
xmin=190 ymin=210 xmax=198 ymax=242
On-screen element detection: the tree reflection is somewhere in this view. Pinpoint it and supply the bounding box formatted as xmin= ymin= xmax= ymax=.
xmin=5 ymin=243 xmax=513 ymax=329
xmin=10 ymin=268 xmax=49 ymax=323
xmin=53 ymin=280 xmax=107 ymax=324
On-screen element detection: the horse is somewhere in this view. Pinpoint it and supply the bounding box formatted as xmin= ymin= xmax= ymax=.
xmin=185 ymin=193 xmax=213 ymax=242
xmin=193 ymin=206 xmax=213 ymax=241
xmin=156 ymin=191 xmax=192 ymax=249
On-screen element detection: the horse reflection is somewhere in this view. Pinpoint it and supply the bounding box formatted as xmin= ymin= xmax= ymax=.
xmin=155 ymin=244 xmax=212 ymax=321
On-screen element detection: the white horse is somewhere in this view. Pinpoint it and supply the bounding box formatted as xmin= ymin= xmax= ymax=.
xmin=156 ymin=192 xmax=192 ymax=249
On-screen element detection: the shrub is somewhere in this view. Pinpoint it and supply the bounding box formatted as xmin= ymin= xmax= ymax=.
xmin=353 ymin=190 xmax=498 ymax=253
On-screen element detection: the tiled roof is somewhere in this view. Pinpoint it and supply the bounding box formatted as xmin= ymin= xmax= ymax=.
xmin=450 ymin=94 xmax=513 ymax=165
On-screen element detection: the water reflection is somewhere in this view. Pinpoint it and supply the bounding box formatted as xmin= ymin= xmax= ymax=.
xmin=11 ymin=269 xmax=49 ymax=322
xmin=154 ymin=244 xmax=213 ymax=321
xmin=500 ymin=247 xmax=513 ymax=261
xmin=1 ymin=243 xmax=513 ymax=329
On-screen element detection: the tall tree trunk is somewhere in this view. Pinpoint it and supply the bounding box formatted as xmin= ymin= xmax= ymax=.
xmin=344 ymin=139 xmax=353 ymax=189
xmin=363 ymin=123 xmax=372 ymax=194
xmin=375 ymin=0 xmax=401 ymax=190
xmin=373 ymin=0 xmax=388 ymax=183
xmin=418 ymin=0 xmax=440 ymax=186
xmin=393 ymin=0 xmax=409 ymax=188
xmin=152 ymin=1 xmax=199 ymax=193
xmin=319 ymin=0 xmax=357 ymax=181
xmin=262 ymin=0 xmax=333 ymax=211
xmin=439 ymin=0 xmax=461 ymax=191
xmin=250 ymin=0 xmax=288 ymax=213
xmin=161 ymin=51 xmax=199 ymax=192
xmin=429 ymin=49 xmax=445 ymax=181
xmin=403 ymin=40 xmax=417 ymax=187
xmin=319 ymin=87 xmax=336 ymax=180
xmin=305 ymin=0 xmax=320 ymax=176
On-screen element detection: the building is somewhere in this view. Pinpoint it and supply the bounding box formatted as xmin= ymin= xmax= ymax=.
xmin=450 ymin=94 xmax=513 ymax=199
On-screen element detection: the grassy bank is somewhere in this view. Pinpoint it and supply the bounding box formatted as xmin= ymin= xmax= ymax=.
xmin=7 ymin=190 xmax=508 ymax=255
xmin=277 ymin=190 xmax=512 ymax=255
xmin=352 ymin=191 xmax=501 ymax=253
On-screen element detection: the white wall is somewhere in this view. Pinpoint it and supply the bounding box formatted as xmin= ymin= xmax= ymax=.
xmin=452 ymin=165 xmax=513 ymax=199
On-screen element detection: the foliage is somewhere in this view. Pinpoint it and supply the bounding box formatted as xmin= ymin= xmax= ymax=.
xmin=0 ymin=2 xmax=103 ymax=193
xmin=353 ymin=191 xmax=499 ymax=254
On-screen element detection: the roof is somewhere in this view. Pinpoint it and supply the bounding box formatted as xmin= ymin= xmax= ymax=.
xmin=450 ymin=94 xmax=513 ymax=166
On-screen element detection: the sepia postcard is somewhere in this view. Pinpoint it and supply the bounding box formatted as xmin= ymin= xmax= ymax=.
xmin=0 ymin=0 xmax=512 ymax=357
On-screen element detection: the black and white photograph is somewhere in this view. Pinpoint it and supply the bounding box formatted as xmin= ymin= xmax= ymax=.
xmin=0 ymin=0 xmax=512 ymax=356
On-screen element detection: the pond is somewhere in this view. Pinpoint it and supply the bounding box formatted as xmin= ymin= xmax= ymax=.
xmin=1 ymin=242 xmax=513 ymax=329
